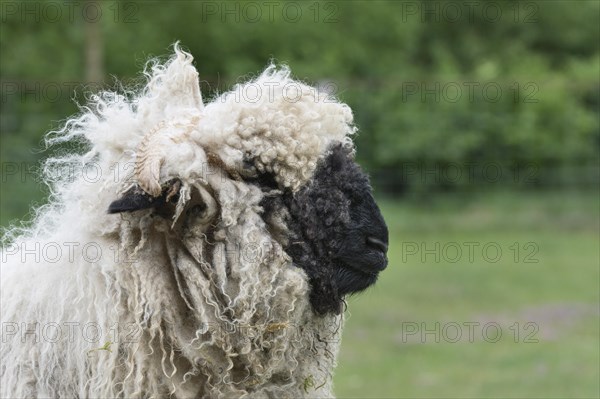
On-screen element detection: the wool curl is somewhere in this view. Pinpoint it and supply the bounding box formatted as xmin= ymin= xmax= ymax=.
xmin=0 ymin=45 xmax=356 ymax=398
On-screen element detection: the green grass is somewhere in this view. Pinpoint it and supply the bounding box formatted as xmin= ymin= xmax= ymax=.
xmin=334 ymin=190 xmax=599 ymax=398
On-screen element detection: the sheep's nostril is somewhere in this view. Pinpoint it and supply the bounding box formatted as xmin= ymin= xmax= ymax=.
xmin=366 ymin=236 xmax=388 ymax=253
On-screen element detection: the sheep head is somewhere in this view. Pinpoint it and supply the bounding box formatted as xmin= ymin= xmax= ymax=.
xmin=109 ymin=143 xmax=388 ymax=318
xmin=107 ymin=48 xmax=389 ymax=318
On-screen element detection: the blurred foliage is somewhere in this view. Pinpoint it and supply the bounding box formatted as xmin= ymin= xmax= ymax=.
xmin=1 ymin=0 xmax=599 ymax=222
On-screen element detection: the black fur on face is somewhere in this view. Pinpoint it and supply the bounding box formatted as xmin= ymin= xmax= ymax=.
xmin=259 ymin=143 xmax=389 ymax=315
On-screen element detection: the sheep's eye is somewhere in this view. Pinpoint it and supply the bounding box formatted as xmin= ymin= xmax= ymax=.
xmin=245 ymin=170 xmax=279 ymax=191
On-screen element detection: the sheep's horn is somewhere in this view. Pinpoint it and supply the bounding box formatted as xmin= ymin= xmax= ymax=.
xmin=134 ymin=56 xmax=204 ymax=196
xmin=133 ymin=116 xmax=198 ymax=196
xmin=134 ymin=122 xmax=168 ymax=197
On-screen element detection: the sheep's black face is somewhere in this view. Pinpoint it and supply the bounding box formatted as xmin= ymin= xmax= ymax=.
xmin=260 ymin=143 xmax=389 ymax=315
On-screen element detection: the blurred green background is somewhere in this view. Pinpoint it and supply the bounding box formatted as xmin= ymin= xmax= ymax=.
xmin=1 ymin=1 xmax=598 ymax=397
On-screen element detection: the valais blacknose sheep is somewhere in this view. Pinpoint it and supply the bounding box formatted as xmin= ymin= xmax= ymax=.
xmin=0 ymin=46 xmax=389 ymax=398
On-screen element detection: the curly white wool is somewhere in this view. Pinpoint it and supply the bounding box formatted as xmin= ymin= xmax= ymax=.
xmin=0 ymin=45 xmax=355 ymax=398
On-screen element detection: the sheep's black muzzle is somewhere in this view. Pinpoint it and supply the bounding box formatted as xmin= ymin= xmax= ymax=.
xmin=279 ymin=143 xmax=390 ymax=315
xmin=333 ymin=208 xmax=389 ymax=296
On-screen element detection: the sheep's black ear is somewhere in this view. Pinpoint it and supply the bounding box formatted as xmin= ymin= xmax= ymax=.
xmin=108 ymin=180 xmax=181 ymax=214
xmin=108 ymin=186 xmax=159 ymax=214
